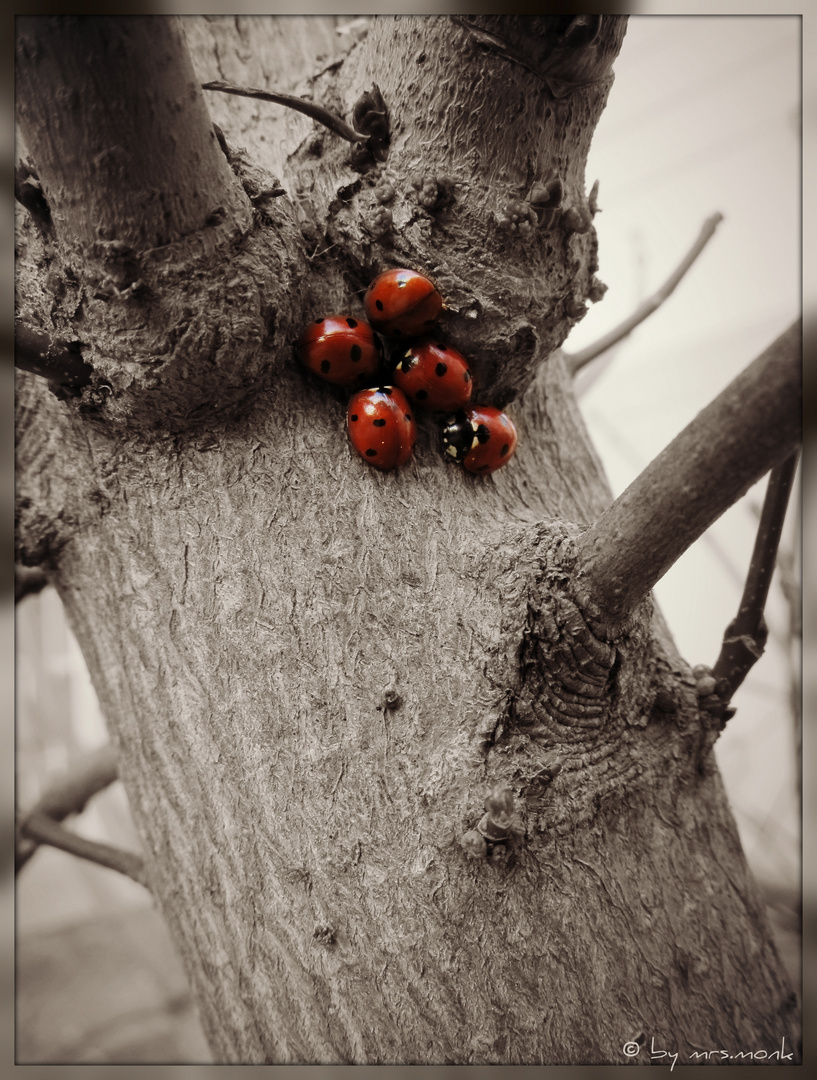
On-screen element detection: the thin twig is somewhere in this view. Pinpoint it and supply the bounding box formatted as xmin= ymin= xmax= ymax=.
xmin=202 ymin=80 xmax=368 ymax=143
xmin=16 ymin=744 xmax=119 ymax=873
xmin=711 ymin=450 xmax=800 ymax=705
xmin=20 ymin=812 xmax=149 ymax=889
xmin=566 ymin=213 xmax=724 ymax=375
xmin=574 ymin=320 xmax=801 ymax=629
xmin=747 ymin=489 xmax=802 ymax=630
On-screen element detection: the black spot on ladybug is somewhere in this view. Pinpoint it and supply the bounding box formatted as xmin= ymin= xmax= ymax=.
xmin=346 ymin=317 xmax=358 ymax=328
xmin=397 ymin=280 xmax=407 ymax=289
xmin=373 ymin=418 xmax=386 ymax=427
xmin=378 ymin=387 xmax=392 ymax=395
xmin=375 ymin=300 xmax=384 ymax=310
xmin=350 ymin=345 xmax=362 ymax=362
xmin=476 ymin=424 xmax=491 ymax=444
xmin=435 ymin=363 xmax=447 ymax=377
xmin=478 ymin=464 xmax=490 ymax=471
xmin=314 ymin=317 xmax=324 ymax=324
xmin=501 ymin=443 xmax=509 ymax=456
xmin=320 ymin=359 xmax=331 ymax=373
xmin=438 ymin=344 xmax=448 ymax=351
xmin=416 ymin=389 xmax=428 ymax=400
xmin=350 ymin=414 xmax=358 ymax=422
xmin=366 ymin=448 xmax=377 ymax=456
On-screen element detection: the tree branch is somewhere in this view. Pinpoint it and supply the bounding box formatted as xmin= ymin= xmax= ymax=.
xmin=202 ymin=80 xmax=369 ymax=143
xmin=710 ymin=450 xmax=800 ymax=705
xmin=567 ymin=213 xmax=724 ymax=374
xmin=16 ymin=16 xmax=248 ymax=255
xmin=16 ymin=744 xmax=119 ymax=873
xmin=574 ymin=320 xmax=801 ymax=628
xmin=19 ymin=812 xmax=149 ymax=889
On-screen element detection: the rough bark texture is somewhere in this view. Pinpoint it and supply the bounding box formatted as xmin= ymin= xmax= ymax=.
xmin=15 ymin=15 xmax=296 ymax=429
xmin=15 ymin=15 xmax=798 ymax=1064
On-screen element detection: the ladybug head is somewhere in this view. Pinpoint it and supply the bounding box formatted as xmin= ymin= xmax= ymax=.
xmin=440 ymin=411 xmax=473 ymax=463
xmin=382 ymin=342 xmax=414 ymax=376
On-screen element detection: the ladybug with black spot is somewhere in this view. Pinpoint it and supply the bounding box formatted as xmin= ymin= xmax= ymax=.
xmin=295 ymin=315 xmax=381 ymax=386
xmin=390 ymin=339 xmax=473 ymax=412
xmin=347 ymin=386 xmax=416 ymax=470
xmin=364 ymin=268 xmax=443 ymax=338
xmin=441 ymin=405 xmax=518 ymax=474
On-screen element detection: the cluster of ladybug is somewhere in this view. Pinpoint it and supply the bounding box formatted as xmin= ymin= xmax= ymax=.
xmin=295 ymin=269 xmax=518 ymax=474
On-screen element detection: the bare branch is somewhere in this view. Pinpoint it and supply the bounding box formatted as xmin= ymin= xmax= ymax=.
xmin=574 ymin=320 xmax=801 ymax=628
xmin=16 ymin=744 xmax=119 ymax=873
xmin=710 ymin=449 xmax=800 ymax=704
xmin=20 ymin=812 xmax=149 ymax=889
xmin=567 ymin=213 xmax=724 ymax=374
xmin=748 ymin=486 xmax=802 ymax=634
xmin=16 ymin=16 xmax=248 ymax=255
xmin=202 ymin=80 xmax=369 ymax=143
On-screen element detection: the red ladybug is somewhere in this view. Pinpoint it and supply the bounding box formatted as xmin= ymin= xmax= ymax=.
xmin=391 ymin=339 xmax=473 ymax=412
xmin=441 ymin=406 xmax=518 ymax=474
xmin=295 ymin=315 xmax=381 ymax=386
xmin=364 ymin=269 xmax=443 ymax=338
xmin=347 ymin=386 xmax=416 ymax=470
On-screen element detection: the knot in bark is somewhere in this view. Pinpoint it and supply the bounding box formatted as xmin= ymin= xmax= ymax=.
xmin=531 ymin=594 xmax=618 ymax=731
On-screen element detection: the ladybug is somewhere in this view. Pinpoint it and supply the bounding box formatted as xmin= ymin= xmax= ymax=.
xmin=347 ymin=386 xmax=416 ymax=470
xmin=295 ymin=315 xmax=381 ymax=386
xmin=390 ymin=339 xmax=473 ymax=412
xmin=441 ymin=406 xmax=518 ymax=474
xmin=364 ymin=268 xmax=443 ymax=338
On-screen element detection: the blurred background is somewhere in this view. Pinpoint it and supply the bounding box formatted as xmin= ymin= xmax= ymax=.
xmin=12 ymin=11 xmax=805 ymax=1068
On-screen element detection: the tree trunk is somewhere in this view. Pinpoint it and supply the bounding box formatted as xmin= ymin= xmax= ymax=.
xmin=15 ymin=15 xmax=799 ymax=1064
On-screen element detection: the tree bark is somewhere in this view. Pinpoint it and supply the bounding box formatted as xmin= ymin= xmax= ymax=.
xmin=16 ymin=16 xmax=249 ymax=254
xmin=15 ymin=15 xmax=799 ymax=1064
